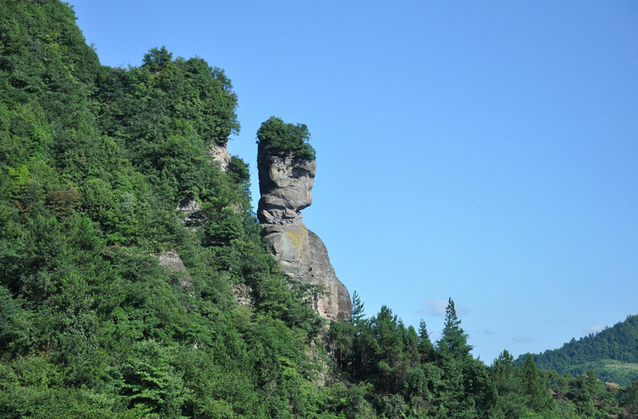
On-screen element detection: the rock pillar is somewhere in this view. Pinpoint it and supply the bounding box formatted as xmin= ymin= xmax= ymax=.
xmin=257 ymin=144 xmax=351 ymax=321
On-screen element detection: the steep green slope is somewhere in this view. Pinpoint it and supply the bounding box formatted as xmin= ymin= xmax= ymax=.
xmin=518 ymin=315 xmax=638 ymax=386
xmin=0 ymin=1 xmax=327 ymax=417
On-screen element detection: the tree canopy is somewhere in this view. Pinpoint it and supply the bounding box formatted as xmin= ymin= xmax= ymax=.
xmin=257 ymin=116 xmax=316 ymax=161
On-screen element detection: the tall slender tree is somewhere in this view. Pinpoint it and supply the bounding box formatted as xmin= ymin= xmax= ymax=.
xmin=437 ymin=298 xmax=472 ymax=359
xmin=350 ymin=290 xmax=366 ymax=329
xmin=418 ymin=319 xmax=435 ymax=362
xmin=521 ymin=353 xmax=552 ymax=413
xmin=434 ymin=298 xmax=481 ymax=417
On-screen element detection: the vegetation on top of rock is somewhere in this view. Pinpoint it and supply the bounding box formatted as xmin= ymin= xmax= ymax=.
xmin=257 ymin=116 xmax=316 ymax=161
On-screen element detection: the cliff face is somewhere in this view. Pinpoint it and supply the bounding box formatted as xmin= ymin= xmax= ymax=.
xmin=258 ymin=145 xmax=352 ymax=321
xmin=207 ymin=142 xmax=231 ymax=172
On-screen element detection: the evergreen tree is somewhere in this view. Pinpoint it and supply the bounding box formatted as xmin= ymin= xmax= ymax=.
xmin=489 ymin=350 xmax=529 ymax=418
xmin=371 ymin=306 xmax=407 ymax=394
xmin=437 ymin=298 xmax=472 ymax=359
xmin=350 ymin=290 xmax=366 ymax=328
xmin=434 ymin=298 xmax=483 ymax=418
xmin=521 ymin=353 xmax=553 ymax=413
xmin=418 ymin=319 xmax=434 ymax=362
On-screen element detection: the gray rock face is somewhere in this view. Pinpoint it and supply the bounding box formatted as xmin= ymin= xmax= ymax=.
xmin=176 ymin=198 xmax=207 ymax=230
xmin=258 ymin=145 xmax=351 ymax=321
xmin=158 ymin=250 xmax=192 ymax=289
xmin=207 ymin=142 xmax=231 ymax=172
xmin=232 ymin=283 xmax=254 ymax=306
xmin=257 ymin=154 xmax=316 ymax=225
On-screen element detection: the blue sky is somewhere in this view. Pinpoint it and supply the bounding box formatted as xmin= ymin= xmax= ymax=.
xmin=70 ymin=0 xmax=638 ymax=363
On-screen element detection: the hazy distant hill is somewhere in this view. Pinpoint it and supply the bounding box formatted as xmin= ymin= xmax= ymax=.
xmin=518 ymin=315 xmax=638 ymax=386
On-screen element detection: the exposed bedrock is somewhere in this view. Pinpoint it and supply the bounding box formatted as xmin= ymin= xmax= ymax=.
xmin=257 ymin=154 xmax=316 ymax=225
xmin=257 ymin=145 xmax=351 ymax=321
xmin=206 ymin=141 xmax=231 ymax=172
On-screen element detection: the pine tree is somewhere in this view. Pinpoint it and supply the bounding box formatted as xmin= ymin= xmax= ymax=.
xmin=521 ymin=353 xmax=552 ymax=413
xmin=437 ymin=298 xmax=472 ymax=359
xmin=350 ymin=290 xmax=366 ymax=328
xmin=434 ymin=298 xmax=479 ymax=417
xmin=418 ymin=319 xmax=435 ymax=362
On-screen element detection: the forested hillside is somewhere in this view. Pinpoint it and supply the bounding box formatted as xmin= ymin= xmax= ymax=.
xmin=1 ymin=1 xmax=637 ymax=417
xmin=520 ymin=315 xmax=638 ymax=387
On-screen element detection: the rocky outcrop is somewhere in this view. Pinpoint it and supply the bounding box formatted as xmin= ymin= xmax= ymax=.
xmin=176 ymin=142 xmax=229 ymax=230
xmin=207 ymin=142 xmax=231 ymax=172
xmin=158 ymin=250 xmax=192 ymax=289
xmin=257 ymin=154 xmax=316 ymax=225
xmin=258 ymin=146 xmax=351 ymax=321
xmin=176 ymin=198 xmax=207 ymax=230
xmin=232 ymin=283 xmax=254 ymax=306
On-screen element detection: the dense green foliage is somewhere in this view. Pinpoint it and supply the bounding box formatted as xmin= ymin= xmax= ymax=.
xmin=329 ymin=297 xmax=638 ymax=418
xmin=1 ymin=1 xmax=636 ymax=417
xmin=0 ymin=1 xmax=323 ymax=417
xmin=518 ymin=315 xmax=638 ymax=386
xmin=257 ymin=116 xmax=316 ymax=161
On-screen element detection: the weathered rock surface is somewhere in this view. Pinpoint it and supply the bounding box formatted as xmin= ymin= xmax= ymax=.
xmin=176 ymin=198 xmax=207 ymax=230
xmin=158 ymin=250 xmax=192 ymax=289
xmin=232 ymin=283 xmax=254 ymax=306
xmin=257 ymin=153 xmax=316 ymax=224
xmin=258 ymin=146 xmax=351 ymax=321
xmin=207 ymin=142 xmax=231 ymax=172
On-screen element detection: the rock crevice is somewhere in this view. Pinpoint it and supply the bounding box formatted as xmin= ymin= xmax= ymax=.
xmin=258 ymin=144 xmax=351 ymax=321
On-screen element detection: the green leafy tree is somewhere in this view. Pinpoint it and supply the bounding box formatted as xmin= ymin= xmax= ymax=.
xmin=2 ymin=2 xmax=631 ymax=418
xmin=121 ymin=340 xmax=188 ymax=417
xmin=256 ymin=116 xmax=316 ymax=161
xmin=621 ymin=380 xmax=638 ymax=418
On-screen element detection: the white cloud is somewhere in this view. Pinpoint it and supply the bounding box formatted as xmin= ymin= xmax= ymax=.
xmin=512 ymin=335 xmax=534 ymax=344
xmin=420 ymin=299 xmax=448 ymax=316
xmin=420 ymin=299 xmax=469 ymax=317
xmin=480 ymin=328 xmax=495 ymax=335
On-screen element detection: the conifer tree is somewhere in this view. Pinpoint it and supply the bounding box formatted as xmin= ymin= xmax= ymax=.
xmin=350 ymin=290 xmax=366 ymax=329
xmin=418 ymin=319 xmax=435 ymax=362
xmin=521 ymin=353 xmax=552 ymax=413
xmin=434 ymin=298 xmax=479 ymax=417
xmin=437 ymin=298 xmax=472 ymax=359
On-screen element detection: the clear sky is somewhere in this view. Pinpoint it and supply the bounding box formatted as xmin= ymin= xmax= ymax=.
xmin=69 ymin=0 xmax=638 ymax=363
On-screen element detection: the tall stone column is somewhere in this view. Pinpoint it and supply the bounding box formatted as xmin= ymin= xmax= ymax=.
xmin=257 ymin=143 xmax=352 ymax=321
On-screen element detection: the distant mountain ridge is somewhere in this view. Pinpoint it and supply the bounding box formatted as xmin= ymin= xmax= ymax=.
xmin=517 ymin=314 xmax=638 ymax=386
